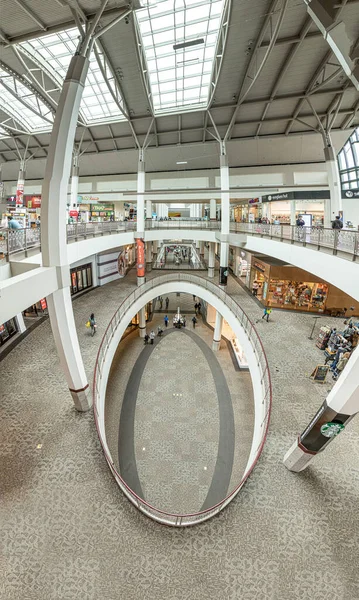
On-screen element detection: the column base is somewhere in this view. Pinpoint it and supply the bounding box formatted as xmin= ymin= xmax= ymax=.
xmin=69 ymin=384 xmax=92 ymax=412
xmin=139 ymin=326 xmax=146 ymax=338
xmin=208 ymin=267 xmax=215 ymax=278
xmin=212 ymin=339 xmax=221 ymax=352
xmin=146 ymin=262 xmax=152 ymax=272
xmin=283 ymin=438 xmax=316 ymax=472
xmin=137 ymin=276 xmax=146 ymax=286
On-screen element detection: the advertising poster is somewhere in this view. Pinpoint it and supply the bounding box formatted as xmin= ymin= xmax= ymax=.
xmin=136 ymin=238 xmax=145 ymax=278
xmin=16 ymin=181 xmax=24 ymax=206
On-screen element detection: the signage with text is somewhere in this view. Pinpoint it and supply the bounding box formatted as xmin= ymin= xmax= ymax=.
xmin=261 ymin=191 xmax=329 ymax=202
xmin=342 ymin=188 xmax=359 ymax=198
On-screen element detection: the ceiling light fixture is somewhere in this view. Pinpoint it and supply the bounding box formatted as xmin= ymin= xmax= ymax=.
xmin=173 ymin=39 xmax=204 ymax=50
xmin=176 ymin=161 xmax=187 ymax=164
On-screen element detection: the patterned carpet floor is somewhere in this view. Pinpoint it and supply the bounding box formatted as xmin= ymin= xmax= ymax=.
xmin=1 ymin=268 xmax=358 ymax=600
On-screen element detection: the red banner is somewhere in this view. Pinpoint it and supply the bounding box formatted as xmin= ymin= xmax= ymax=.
xmin=136 ymin=238 xmax=145 ymax=278
xmin=40 ymin=298 xmax=47 ymax=310
xmin=16 ymin=182 xmax=24 ymax=206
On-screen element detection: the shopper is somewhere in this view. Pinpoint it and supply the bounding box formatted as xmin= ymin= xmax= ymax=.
xmin=252 ymin=280 xmax=259 ymax=296
xmin=332 ymin=352 xmax=350 ymax=380
xmin=296 ymin=216 xmax=305 ymax=227
xmin=164 ymin=315 xmax=169 ymax=328
xmin=332 ymin=216 xmax=343 ymax=230
xmin=159 ymin=296 xmax=163 ymax=309
xmin=144 ymin=333 xmax=149 ymax=345
xmin=192 ymin=316 xmax=197 ymax=328
xmin=157 ymin=326 xmax=163 ymax=336
xmin=7 ymin=216 xmax=22 ymax=229
xmin=183 ymin=316 xmax=186 ymax=328
xmin=89 ymin=313 xmax=96 ymax=336
xmin=165 ymin=296 xmax=169 ymax=310
xmin=197 ymin=301 xmax=201 ymax=314
xmin=194 ymin=302 xmax=198 ymax=315
xmin=261 ymin=307 xmax=272 ymax=322
xmin=149 ymin=330 xmax=155 ymax=345
xmin=35 ymin=216 xmax=41 ymax=227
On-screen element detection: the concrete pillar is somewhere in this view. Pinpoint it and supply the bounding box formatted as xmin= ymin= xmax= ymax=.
xmin=16 ymin=312 xmax=26 ymax=333
xmin=41 ymin=53 xmax=92 ymax=411
xmin=146 ymin=240 xmax=152 ymax=272
xmin=47 ymin=287 xmax=91 ymax=411
xmin=290 ymin=200 xmax=296 ymax=226
xmin=153 ymin=240 xmax=158 ymax=257
xmin=212 ymin=310 xmax=223 ymax=352
xmin=196 ymin=239 xmax=200 ymax=250
xmin=16 ymin=161 xmax=26 ymax=208
xmin=324 ymin=144 xmax=342 ymax=222
xmin=208 ymin=242 xmax=215 ymax=278
xmin=283 ymin=346 xmax=359 ymax=472
xmin=324 ymin=197 xmax=331 ymax=228
xmin=137 ymin=152 xmax=145 ymax=233
xmin=199 ymin=241 xmax=204 ymax=256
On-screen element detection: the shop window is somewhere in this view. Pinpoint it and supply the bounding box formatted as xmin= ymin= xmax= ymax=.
xmin=70 ymin=263 xmax=93 ymax=296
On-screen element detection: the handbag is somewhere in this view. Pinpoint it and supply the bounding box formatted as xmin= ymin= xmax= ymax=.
xmin=86 ymin=320 xmax=91 ymax=328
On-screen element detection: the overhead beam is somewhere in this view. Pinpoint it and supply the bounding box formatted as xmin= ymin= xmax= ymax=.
xmin=13 ymin=0 xmax=47 ymax=31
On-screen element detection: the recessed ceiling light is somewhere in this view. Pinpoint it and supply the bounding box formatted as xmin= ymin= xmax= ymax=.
xmin=176 ymin=161 xmax=187 ymax=164
xmin=173 ymin=39 xmax=204 ymax=51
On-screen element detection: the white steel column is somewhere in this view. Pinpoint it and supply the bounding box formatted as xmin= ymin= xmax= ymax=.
xmin=290 ymin=200 xmax=296 ymax=226
xmin=138 ymin=307 xmax=146 ymax=338
xmin=219 ymin=148 xmax=230 ymax=287
xmin=70 ymin=153 xmax=79 ymax=209
xmin=212 ymin=310 xmax=223 ymax=352
xmin=16 ymin=160 xmax=26 ymax=208
xmin=208 ymin=242 xmax=215 ymax=278
xmin=324 ymin=144 xmax=342 ymax=221
xmin=137 ymin=150 xmax=145 ymax=234
xmin=146 ymin=241 xmax=152 ymax=272
xmin=284 ymin=346 xmax=359 ymax=472
xmin=41 ymin=52 xmax=92 ymax=411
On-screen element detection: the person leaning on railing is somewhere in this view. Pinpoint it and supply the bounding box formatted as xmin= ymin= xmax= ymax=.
xmin=7 ymin=215 xmax=22 ymax=229
xmin=332 ymin=216 xmax=343 ymax=230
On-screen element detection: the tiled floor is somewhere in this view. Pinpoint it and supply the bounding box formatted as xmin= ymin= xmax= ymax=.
xmin=1 ymin=269 xmax=358 ymax=600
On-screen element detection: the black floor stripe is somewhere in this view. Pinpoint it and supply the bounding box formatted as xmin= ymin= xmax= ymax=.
xmin=117 ymin=327 xmax=235 ymax=512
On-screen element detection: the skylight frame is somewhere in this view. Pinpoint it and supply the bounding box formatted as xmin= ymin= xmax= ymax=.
xmin=136 ymin=0 xmax=225 ymax=114
xmin=19 ymin=28 xmax=127 ymax=127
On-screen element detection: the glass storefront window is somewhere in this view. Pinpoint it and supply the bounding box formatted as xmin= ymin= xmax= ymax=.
xmin=70 ymin=263 xmax=93 ymax=296
xmin=0 ymin=318 xmax=18 ymax=346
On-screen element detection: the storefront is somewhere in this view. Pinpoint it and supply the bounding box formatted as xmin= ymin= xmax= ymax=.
xmin=70 ymin=263 xmax=93 ymax=296
xmin=233 ymin=201 xmax=248 ymax=222
xmin=0 ymin=318 xmax=18 ymax=346
xmin=260 ymin=191 xmax=328 ymax=226
xmin=23 ymin=298 xmax=48 ymax=317
xmin=248 ymin=256 xmax=359 ymax=315
xmin=205 ymin=302 xmax=249 ymax=369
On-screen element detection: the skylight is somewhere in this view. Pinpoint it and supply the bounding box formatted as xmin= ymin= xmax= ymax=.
xmin=0 ymin=69 xmax=53 ymax=133
xmin=20 ymin=29 xmax=126 ymax=126
xmin=136 ymin=0 xmax=225 ymax=113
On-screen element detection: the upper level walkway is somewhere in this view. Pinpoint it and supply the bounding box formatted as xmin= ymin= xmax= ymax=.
xmin=2 ymin=220 xmax=358 ymax=262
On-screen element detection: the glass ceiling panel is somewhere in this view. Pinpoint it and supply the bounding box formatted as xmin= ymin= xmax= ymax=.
xmin=20 ymin=29 xmax=126 ymax=126
xmin=136 ymin=0 xmax=225 ymax=113
xmin=0 ymin=69 xmax=53 ymax=133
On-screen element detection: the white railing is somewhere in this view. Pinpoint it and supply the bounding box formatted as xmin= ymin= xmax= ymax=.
xmin=230 ymin=223 xmax=359 ymax=259
xmin=145 ymin=219 xmax=220 ymax=230
xmin=93 ymin=272 xmax=272 ymax=527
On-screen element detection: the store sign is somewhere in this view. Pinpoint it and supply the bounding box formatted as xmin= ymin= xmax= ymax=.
xmin=78 ymin=195 xmax=99 ymax=202
xmin=24 ymin=196 xmax=41 ymax=208
xmin=69 ymin=210 xmax=79 ymax=217
xmin=261 ymin=191 xmax=328 ymax=202
xmin=92 ymin=203 xmax=114 ymax=211
xmin=40 ymin=298 xmax=47 ymax=310
xmin=342 ymin=188 xmax=359 ymax=198
xmin=249 ymin=198 xmax=260 ymax=204
xmin=254 ymin=261 xmax=266 ymax=273
xmin=78 ymin=204 xmax=91 ymax=211
xmin=320 ymin=422 xmax=345 ymax=438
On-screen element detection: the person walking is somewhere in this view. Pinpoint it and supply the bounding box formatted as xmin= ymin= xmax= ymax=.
xmin=261 ymin=307 xmax=272 ymax=322
xmin=144 ymin=333 xmax=149 ymax=345
xmin=159 ymin=296 xmax=163 ymax=309
xmin=197 ymin=301 xmax=201 ymax=314
xmin=89 ymin=313 xmax=96 ymax=336
xmin=157 ymin=326 xmax=163 ymax=336
xmin=164 ymin=315 xmax=169 ymax=328
xmin=194 ymin=302 xmax=198 ymax=315
xmin=183 ymin=316 xmax=186 ymax=328
xmin=192 ymin=316 xmax=197 ymax=329
xmin=252 ymin=280 xmax=259 ymax=296
xmin=149 ymin=330 xmax=155 ymax=345
xmin=165 ymin=296 xmax=169 ymax=310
